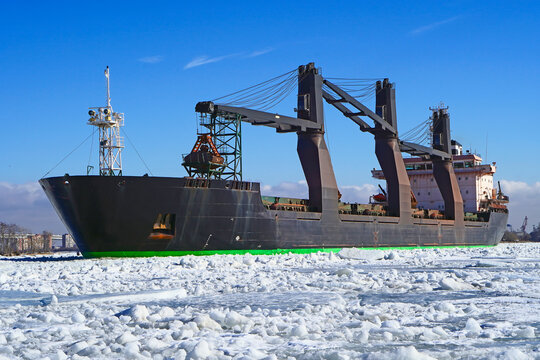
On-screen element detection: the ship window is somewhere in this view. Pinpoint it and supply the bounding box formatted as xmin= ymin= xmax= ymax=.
xmin=465 ymin=162 xmax=473 ymax=168
xmin=458 ymin=177 xmax=461 ymax=180
xmin=406 ymin=165 xmax=414 ymax=170
xmin=148 ymin=213 xmax=176 ymax=241
xmin=426 ymin=164 xmax=432 ymax=169
xmin=454 ymin=162 xmax=464 ymax=168
xmin=417 ymin=192 xmax=420 ymax=196
xmin=413 ymin=179 xmax=417 ymax=183
xmin=465 ymin=177 xmax=468 ymax=180
xmin=428 ymin=192 xmax=431 ymax=195
xmin=430 ymin=178 xmax=433 ymax=182
xmin=466 ymin=190 xmax=469 ymax=194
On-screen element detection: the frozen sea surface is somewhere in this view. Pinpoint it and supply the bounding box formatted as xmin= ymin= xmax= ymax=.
xmin=0 ymin=243 xmax=539 ymax=359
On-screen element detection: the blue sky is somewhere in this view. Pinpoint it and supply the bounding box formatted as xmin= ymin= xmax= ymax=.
xmin=0 ymin=1 xmax=539 ymax=233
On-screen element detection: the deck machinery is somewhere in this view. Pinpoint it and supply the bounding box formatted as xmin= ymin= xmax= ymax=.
xmin=39 ymin=63 xmax=508 ymax=257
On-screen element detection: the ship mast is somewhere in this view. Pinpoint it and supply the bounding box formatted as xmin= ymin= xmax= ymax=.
xmin=87 ymin=66 xmax=124 ymax=176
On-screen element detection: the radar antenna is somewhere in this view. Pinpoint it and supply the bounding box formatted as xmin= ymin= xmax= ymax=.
xmin=87 ymin=66 xmax=124 ymax=176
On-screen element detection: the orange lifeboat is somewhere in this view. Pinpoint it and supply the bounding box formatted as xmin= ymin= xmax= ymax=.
xmin=372 ymin=184 xmax=387 ymax=203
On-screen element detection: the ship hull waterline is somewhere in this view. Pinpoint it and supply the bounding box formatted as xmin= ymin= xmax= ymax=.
xmin=39 ymin=176 xmax=507 ymax=258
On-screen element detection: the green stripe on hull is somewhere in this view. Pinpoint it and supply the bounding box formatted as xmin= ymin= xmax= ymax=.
xmin=83 ymin=245 xmax=495 ymax=258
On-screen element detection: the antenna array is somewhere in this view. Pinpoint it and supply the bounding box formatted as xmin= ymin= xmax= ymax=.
xmin=87 ymin=66 xmax=124 ymax=176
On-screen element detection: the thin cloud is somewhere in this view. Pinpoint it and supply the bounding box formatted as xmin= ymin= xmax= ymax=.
xmin=184 ymin=54 xmax=237 ymax=69
xmin=247 ymin=48 xmax=274 ymax=58
xmin=184 ymin=47 xmax=275 ymax=70
xmin=138 ymin=55 xmax=164 ymax=64
xmin=409 ymin=16 xmax=461 ymax=35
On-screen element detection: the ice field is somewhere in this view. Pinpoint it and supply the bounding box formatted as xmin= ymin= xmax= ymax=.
xmin=0 ymin=243 xmax=539 ymax=359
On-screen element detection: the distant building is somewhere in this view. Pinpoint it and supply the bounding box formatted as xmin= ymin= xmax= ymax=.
xmin=50 ymin=233 xmax=78 ymax=251
xmin=52 ymin=234 xmax=63 ymax=249
xmin=1 ymin=224 xmax=56 ymax=255
xmin=3 ymin=233 xmax=52 ymax=254
xmin=62 ymin=233 xmax=77 ymax=250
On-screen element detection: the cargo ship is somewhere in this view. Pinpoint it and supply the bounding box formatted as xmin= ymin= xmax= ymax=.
xmin=39 ymin=63 xmax=509 ymax=258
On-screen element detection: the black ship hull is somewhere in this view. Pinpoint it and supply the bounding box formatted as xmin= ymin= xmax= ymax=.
xmin=39 ymin=175 xmax=507 ymax=258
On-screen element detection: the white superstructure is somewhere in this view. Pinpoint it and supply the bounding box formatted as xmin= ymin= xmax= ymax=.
xmin=372 ymin=141 xmax=497 ymax=213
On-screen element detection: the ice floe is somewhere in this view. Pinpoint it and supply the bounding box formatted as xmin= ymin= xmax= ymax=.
xmin=0 ymin=243 xmax=538 ymax=358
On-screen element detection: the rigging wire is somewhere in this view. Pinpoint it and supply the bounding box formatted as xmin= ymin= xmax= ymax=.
xmin=211 ymin=68 xmax=298 ymax=110
xmin=221 ymin=76 xmax=292 ymax=106
xmin=220 ymin=72 xmax=298 ymax=110
xmin=87 ymin=127 xmax=95 ymax=172
xmin=225 ymin=71 xmax=295 ymax=100
xmin=122 ymin=128 xmax=153 ymax=176
xmin=41 ymin=129 xmax=96 ymax=179
xmin=322 ymin=79 xmax=380 ymax=102
xmin=210 ymin=70 xmax=384 ymax=113
xmin=211 ymin=68 xmax=296 ymax=101
xmin=326 ymin=77 xmax=436 ymax=145
xmin=229 ymin=77 xmax=293 ymax=108
xmin=256 ymin=76 xmax=298 ymax=111
xmin=401 ymin=118 xmax=432 ymax=145
xmin=326 ymin=77 xmax=383 ymax=81
xmin=209 ymin=67 xmax=317 ymax=111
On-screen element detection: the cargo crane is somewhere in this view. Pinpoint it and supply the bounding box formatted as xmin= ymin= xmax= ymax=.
xmin=195 ymin=63 xmax=461 ymax=222
xmin=506 ymin=216 xmax=529 ymax=242
xmin=521 ymin=216 xmax=528 ymax=234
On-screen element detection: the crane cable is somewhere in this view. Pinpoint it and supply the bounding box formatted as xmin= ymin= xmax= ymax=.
xmin=211 ymin=71 xmax=387 ymax=113
xmin=122 ymin=128 xmax=153 ymax=176
xmin=401 ymin=117 xmax=434 ymax=145
xmin=87 ymin=126 xmax=95 ymax=172
xmin=212 ymin=68 xmax=299 ymax=110
xmin=41 ymin=128 xmax=97 ymax=179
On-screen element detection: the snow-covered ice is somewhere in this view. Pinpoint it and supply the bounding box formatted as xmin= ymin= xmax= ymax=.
xmin=0 ymin=243 xmax=539 ymax=359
